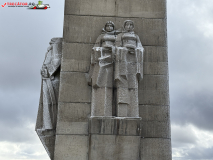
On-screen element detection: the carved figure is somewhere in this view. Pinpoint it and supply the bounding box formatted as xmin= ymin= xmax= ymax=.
xmin=115 ymin=20 xmax=144 ymax=117
xmin=35 ymin=37 xmax=62 ymax=159
xmin=88 ymin=21 xmax=116 ymax=117
xmin=88 ymin=20 xmax=143 ymax=118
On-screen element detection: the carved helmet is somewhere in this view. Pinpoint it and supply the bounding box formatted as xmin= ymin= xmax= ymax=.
xmin=104 ymin=21 xmax=115 ymax=31
xmin=49 ymin=37 xmax=63 ymax=44
xmin=123 ymin=20 xmax=134 ymax=31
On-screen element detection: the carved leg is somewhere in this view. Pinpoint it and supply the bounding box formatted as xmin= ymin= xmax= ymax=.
xmin=91 ymin=87 xmax=113 ymax=117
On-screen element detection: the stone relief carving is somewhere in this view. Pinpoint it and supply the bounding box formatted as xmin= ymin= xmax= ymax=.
xmin=35 ymin=37 xmax=62 ymax=160
xmin=88 ymin=20 xmax=144 ymax=118
xmin=88 ymin=21 xmax=116 ymax=117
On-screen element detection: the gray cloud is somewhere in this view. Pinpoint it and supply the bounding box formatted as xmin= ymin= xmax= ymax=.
xmin=168 ymin=0 xmax=213 ymax=131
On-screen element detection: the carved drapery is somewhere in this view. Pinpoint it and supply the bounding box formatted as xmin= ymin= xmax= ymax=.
xmin=35 ymin=37 xmax=62 ymax=160
xmin=88 ymin=20 xmax=144 ymax=118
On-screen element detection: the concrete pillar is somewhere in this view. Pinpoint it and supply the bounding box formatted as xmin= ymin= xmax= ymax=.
xmin=54 ymin=0 xmax=171 ymax=159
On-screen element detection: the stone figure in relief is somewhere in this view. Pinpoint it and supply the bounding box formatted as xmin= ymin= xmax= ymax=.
xmin=115 ymin=20 xmax=144 ymax=117
xmin=88 ymin=21 xmax=116 ymax=117
xmin=88 ymin=20 xmax=143 ymax=118
xmin=35 ymin=37 xmax=62 ymax=160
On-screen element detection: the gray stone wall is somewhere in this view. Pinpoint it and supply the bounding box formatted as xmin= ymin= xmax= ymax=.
xmin=54 ymin=0 xmax=171 ymax=159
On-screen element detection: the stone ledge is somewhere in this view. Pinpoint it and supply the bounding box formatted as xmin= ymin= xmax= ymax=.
xmin=89 ymin=117 xmax=142 ymax=136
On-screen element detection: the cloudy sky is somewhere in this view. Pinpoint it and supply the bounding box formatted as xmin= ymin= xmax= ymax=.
xmin=0 ymin=0 xmax=213 ymax=159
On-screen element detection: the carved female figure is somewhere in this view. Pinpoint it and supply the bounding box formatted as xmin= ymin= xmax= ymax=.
xmin=88 ymin=21 xmax=116 ymax=117
xmin=115 ymin=20 xmax=144 ymax=117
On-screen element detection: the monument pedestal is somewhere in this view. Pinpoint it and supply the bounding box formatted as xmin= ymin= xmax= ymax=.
xmin=89 ymin=117 xmax=142 ymax=160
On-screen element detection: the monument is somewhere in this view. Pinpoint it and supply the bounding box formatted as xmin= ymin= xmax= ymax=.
xmin=36 ymin=0 xmax=171 ymax=159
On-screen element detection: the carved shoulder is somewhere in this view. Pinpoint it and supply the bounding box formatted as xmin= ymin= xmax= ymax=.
xmin=93 ymin=34 xmax=104 ymax=48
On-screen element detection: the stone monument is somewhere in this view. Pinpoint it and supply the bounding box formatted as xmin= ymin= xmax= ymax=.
xmin=36 ymin=0 xmax=171 ymax=159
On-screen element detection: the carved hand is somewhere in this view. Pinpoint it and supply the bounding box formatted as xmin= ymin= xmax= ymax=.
xmin=127 ymin=47 xmax=135 ymax=54
xmin=104 ymin=47 xmax=112 ymax=52
xmin=40 ymin=66 xmax=49 ymax=78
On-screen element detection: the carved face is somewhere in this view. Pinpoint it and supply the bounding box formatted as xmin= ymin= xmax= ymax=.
xmin=105 ymin=23 xmax=114 ymax=32
xmin=124 ymin=21 xmax=134 ymax=32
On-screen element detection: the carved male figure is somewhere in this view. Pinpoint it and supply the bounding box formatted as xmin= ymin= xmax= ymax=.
xmin=35 ymin=37 xmax=62 ymax=159
xmin=115 ymin=20 xmax=144 ymax=117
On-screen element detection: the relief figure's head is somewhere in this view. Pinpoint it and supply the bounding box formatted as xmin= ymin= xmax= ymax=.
xmin=123 ymin=20 xmax=134 ymax=32
xmin=105 ymin=21 xmax=115 ymax=32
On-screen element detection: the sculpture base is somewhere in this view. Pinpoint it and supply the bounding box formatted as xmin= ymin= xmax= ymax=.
xmin=89 ymin=116 xmax=142 ymax=136
xmin=89 ymin=116 xmax=142 ymax=160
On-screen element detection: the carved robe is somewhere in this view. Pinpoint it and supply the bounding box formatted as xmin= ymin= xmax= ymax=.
xmin=35 ymin=38 xmax=62 ymax=160
xmin=115 ymin=31 xmax=143 ymax=117
xmin=88 ymin=31 xmax=116 ymax=116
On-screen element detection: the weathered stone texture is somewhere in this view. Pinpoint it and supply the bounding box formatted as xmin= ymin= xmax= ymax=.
xmin=143 ymin=62 xmax=168 ymax=75
xmin=141 ymin=138 xmax=172 ymax=160
xmin=139 ymin=105 xmax=169 ymax=121
xmin=116 ymin=0 xmax=166 ymax=18
xmin=141 ymin=121 xmax=170 ymax=138
xmin=61 ymin=43 xmax=92 ymax=72
xmin=63 ymin=15 xmax=116 ymax=43
xmin=65 ymin=0 xmax=116 ymax=16
xmin=139 ymin=105 xmax=170 ymax=138
xmin=139 ymin=75 xmax=169 ymax=105
xmin=139 ymin=89 xmax=169 ymax=105
xmin=56 ymin=103 xmax=91 ymax=135
xmin=90 ymin=135 xmax=140 ymax=160
xmin=63 ymin=15 xmax=166 ymax=46
xmin=54 ymin=135 xmax=89 ymax=160
xmin=89 ymin=117 xmax=117 ymax=135
xmin=64 ymin=0 xmax=166 ymax=19
xmin=59 ymin=72 xmax=91 ymax=103
xmin=143 ymin=46 xmax=168 ymax=62
xmin=89 ymin=117 xmax=142 ymax=136
xmin=139 ymin=75 xmax=169 ymax=90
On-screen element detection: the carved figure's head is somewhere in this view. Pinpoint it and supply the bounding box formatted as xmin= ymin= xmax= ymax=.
xmin=105 ymin=21 xmax=115 ymax=32
xmin=123 ymin=20 xmax=134 ymax=32
xmin=49 ymin=37 xmax=63 ymax=45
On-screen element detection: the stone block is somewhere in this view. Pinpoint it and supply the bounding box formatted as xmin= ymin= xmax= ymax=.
xmin=139 ymin=75 xmax=169 ymax=90
xmin=116 ymin=0 xmax=166 ymax=18
xmin=138 ymin=75 xmax=169 ymax=105
xmin=89 ymin=117 xmax=117 ymax=135
xmin=115 ymin=18 xmax=167 ymax=46
xmin=143 ymin=62 xmax=168 ymax=75
xmin=139 ymin=105 xmax=170 ymax=138
xmin=59 ymin=72 xmax=91 ymax=103
xmin=89 ymin=135 xmax=140 ymax=160
xmin=141 ymin=121 xmax=170 ymax=138
xmin=117 ymin=118 xmax=142 ymax=136
xmin=65 ymin=0 xmax=116 ymax=16
xmin=64 ymin=16 xmax=166 ymax=46
xmin=143 ymin=46 xmax=168 ymax=62
xmin=139 ymin=105 xmax=170 ymax=121
xmin=89 ymin=117 xmax=142 ymax=136
xmin=63 ymin=15 xmax=116 ymax=43
xmin=141 ymin=18 xmax=167 ymax=46
xmin=139 ymin=89 xmax=169 ymax=105
xmin=141 ymin=138 xmax=172 ymax=160
xmin=64 ymin=0 xmax=166 ymax=18
xmin=54 ymin=135 xmax=89 ymax=160
xmin=56 ymin=103 xmax=91 ymax=135
xmin=61 ymin=43 xmax=92 ymax=72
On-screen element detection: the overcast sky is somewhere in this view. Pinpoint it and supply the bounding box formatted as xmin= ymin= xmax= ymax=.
xmin=0 ymin=0 xmax=213 ymax=159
